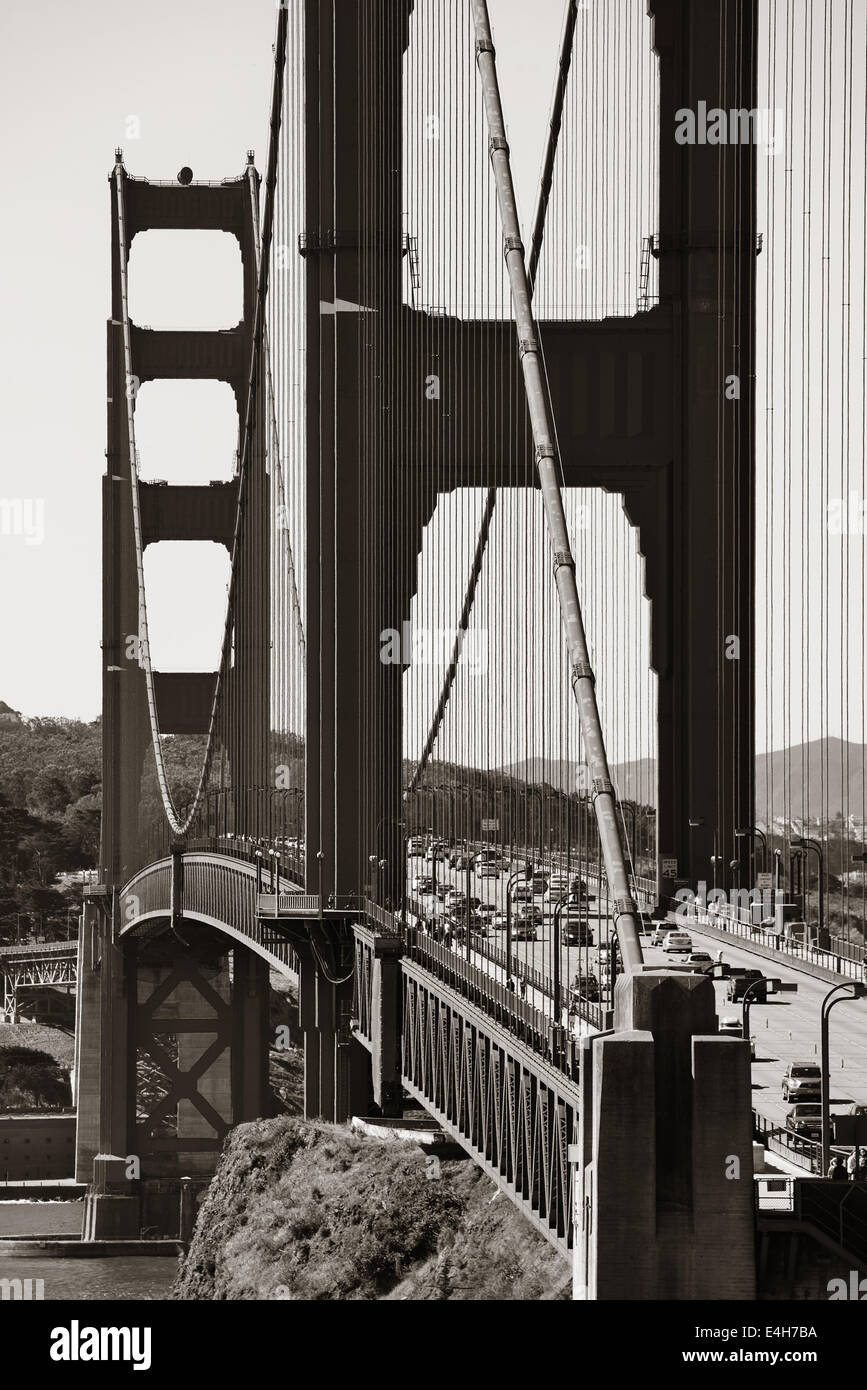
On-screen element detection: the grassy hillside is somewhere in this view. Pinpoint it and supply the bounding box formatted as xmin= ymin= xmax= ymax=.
xmin=174 ymin=1116 xmax=570 ymax=1301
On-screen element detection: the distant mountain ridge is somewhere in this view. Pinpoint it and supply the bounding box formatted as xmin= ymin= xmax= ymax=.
xmin=499 ymin=739 xmax=867 ymax=822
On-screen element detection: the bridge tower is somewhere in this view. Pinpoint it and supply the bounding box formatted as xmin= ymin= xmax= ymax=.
xmin=77 ymin=161 xmax=273 ymax=1234
xmin=299 ymin=0 xmax=417 ymax=1120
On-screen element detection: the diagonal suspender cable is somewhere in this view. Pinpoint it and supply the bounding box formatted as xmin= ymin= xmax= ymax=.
xmin=527 ymin=0 xmax=578 ymax=299
xmin=407 ymin=1 xmax=578 ymax=798
xmin=470 ymin=0 xmax=643 ymax=972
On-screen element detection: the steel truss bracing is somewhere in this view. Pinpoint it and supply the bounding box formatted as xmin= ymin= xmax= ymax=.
xmin=401 ymin=962 xmax=578 ymax=1259
xmin=0 ymin=944 xmax=77 ymax=1018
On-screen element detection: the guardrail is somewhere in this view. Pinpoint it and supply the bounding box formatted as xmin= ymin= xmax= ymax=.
xmin=402 ymin=895 xmax=611 ymax=1029
xmin=676 ymin=901 xmax=866 ymax=981
xmin=119 ymin=853 xmax=301 ymax=974
xmin=752 ymin=1110 xmax=859 ymax=1176
xmin=754 ymin=1173 xmax=867 ymax=1264
xmin=404 ymin=928 xmax=578 ymax=1076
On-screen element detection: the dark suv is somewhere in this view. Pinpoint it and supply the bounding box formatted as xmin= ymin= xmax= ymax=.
xmin=726 ymin=969 xmax=766 ymax=1002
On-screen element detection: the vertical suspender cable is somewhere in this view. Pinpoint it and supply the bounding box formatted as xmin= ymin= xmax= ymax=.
xmin=470 ymin=0 xmax=642 ymax=973
xmin=407 ymin=0 xmax=578 ymax=797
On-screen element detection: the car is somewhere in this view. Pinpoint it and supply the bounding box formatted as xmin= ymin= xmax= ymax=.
xmin=663 ymin=931 xmax=693 ymax=954
xmin=782 ymin=1064 xmax=822 ymax=1102
xmin=564 ymin=921 xmax=594 ymax=946
xmin=407 ymin=837 xmax=427 ymax=856
xmin=476 ymin=863 xmax=500 ymax=878
xmin=718 ymin=1017 xmax=755 ymax=1057
xmin=569 ymin=972 xmax=600 ymax=1003
xmin=726 ymin=969 xmax=766 ymax=1002
xmin=513 ymin=922 xmax=538 ymax=942
xmin=786 ymin=1103 xmax=823 ymax=1141
xmin=412 ymin=875 xmax=434 ymax=894
xmin=683 ymin=952 xmax=714 ymax=971
xmin=546 ymin=873 xmax=571 ymax=897
xmin=511 ymin=884 xmax=535 ymax=902
xmin=476 ymin=902 xmax=497 ymax=920
xmin=530 ymin=875 xmax=549 ymax=895
xmin=515 ymin=905 xmax=543 ymax=924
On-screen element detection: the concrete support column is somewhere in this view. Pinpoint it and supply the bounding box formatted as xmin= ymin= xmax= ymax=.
xmin=297 ymin=947 xmax=370 ymax=1122
xmin=231 ymin=948 xmax=271 ymax=1122
xmin=358 ymin=927 xmax=404 ymax=1116
xmin=74 ymin=899 xmax=103 ymax=1182
xmin=575 ymin=968 xmax=755 ymax=1299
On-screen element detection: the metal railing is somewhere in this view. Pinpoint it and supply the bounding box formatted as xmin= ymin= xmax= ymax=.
xmin=119 ymin=853 xmax=301 ymax=974
xmin=676 ymin=899 xmax=866 ymax=981
xmin=405 ymin=928 xmax=578 ymax=1075
xmin=753 ymin=1111 xmax=857 ymax=1176
xmin=755 ymin=1173 xmax=867 ymax=1264
xmin=403 ymin=895 xmax=611 ymax=1029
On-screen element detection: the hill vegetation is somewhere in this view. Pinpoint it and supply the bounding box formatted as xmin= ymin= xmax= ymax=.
xmin=174 ymin=1115 xmax=570 ymax=1301
xmin=0 ymin=1043 xmax=72 ymax=1111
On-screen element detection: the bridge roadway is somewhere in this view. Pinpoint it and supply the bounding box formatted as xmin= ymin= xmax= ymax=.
xmin=408 ymin=857 xmax=867 ymax=1136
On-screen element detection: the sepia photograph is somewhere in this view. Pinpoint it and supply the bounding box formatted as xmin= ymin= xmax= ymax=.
xmin=0 ymin=0 xmax=865 ymax=1364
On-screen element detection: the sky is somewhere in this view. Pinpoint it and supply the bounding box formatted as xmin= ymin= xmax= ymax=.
xmin=0 ymin=0 xmax=563 ymax=724
xmin=1 ymin=0 xmax=864 ymax=785
xmin=0 ymin=0 xmax=276 ymax=720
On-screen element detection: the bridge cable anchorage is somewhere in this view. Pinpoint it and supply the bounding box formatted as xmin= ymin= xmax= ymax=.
xmin=407 ymin=20 xmax=573 ymax=796
xmin=470 ymin=0 xmax=643 ymax=974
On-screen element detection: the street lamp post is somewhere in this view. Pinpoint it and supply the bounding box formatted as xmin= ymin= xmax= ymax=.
xmin=820 ymin=980 xmax=867 ymax=1174
xmin=548 ymin=891 xmax=570 ymax=1062
xmin=792 ymin=836 xmax=825 ymax=942
xmin=526 ymin=787 xmax=544 ymax=869
xmin=741 ymin=977 xmax=767 ymax=1058
xmin=735 ymin=826 xmax=768 ymax=886
xmin=505 ymin=867 xmax=527 ymax=991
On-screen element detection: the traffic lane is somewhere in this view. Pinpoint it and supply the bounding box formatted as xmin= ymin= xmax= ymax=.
xmin=409 ymin=871 xmax=617 ymax=1003
xmin=409 ymin=860 xmax=867 ymax=1128
xmin=661 ymin=925 xmax=867 ymax=1126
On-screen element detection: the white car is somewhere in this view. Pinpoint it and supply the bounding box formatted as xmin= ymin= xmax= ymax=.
xmin=476 ymin=864 xmax=500 ymax=879
xmin=719 ymin=1016 xmax=756 ymax=1056
xmin=683 ymin=951 xmax=714 ymax=971
xmin=546 ymin=873 xmax=571 ymax=897
xmin=663 ymin=931 xmax=693 ymax=954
